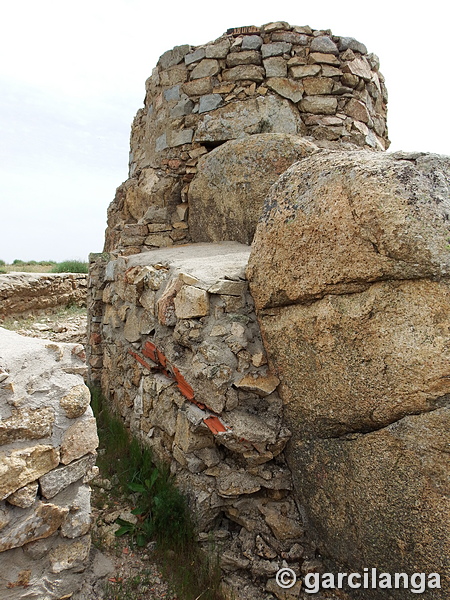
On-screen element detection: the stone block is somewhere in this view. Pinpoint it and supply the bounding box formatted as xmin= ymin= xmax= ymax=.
xmin=191 ymin=59 xmax=220 ymax=79
xmin=0 ymin=407 xmax=54 ymax=446
xmin=205 ymin=38 xmax=230 ymax=58
xmin=261 ymin=42 xmax=292 ymax=58
xmin=182 ymin=76 xmax=213 ymax=96
xmin=0 ymin=445 xmax=60 ymax=500
xmin=309 ymin=52 xmax=340 ymax=65
xmin=302 ymin=77 xmax=334 ymax=95
xmin=310 ymin=36 xmax=339 ymax=55
xmin=300 ymin=96 xmax=338 ymax=114
xmin=342 ymin=56 xmax=373 ymax=81
xmin=195 ymin=95 xmax=302 ymax=142
xmin=272 ymin=31 xmax=309 ymax=45
xmin=290 ymin=64 xmax=321 ymax=79
xmin=6 ymin=481 xmax=38 ymax=508
xmin=170 ymin=98 xmax=194 ymax=117
xmin=159 ymin=65 xmax=188 ymax=87
xmin=198 ymin=94 xmax=223 ymax=114
xmin=60 ymin=485 xmax=92 ymax=538
xmin=263 ymin=57 xmax=288 ymax=78
xmin=338 ymin=36 xmax=368 ymax=54
xmin=344 ymin=98 xmax=370 ymax=123
xmin=341 ymin=72 xmax=359 ymax=88
xmin=208 ymin=280 xmax=247 ymax=296
xmin=158 ymin=44 xmax=191 ymax=69
xmin=222 ymin=65 xmax=265 ymax=82
xmin=39 ymin=455 xmax=96 ymax=499
xmin=174 ymin=285 xmax=209 ymax=319
xmin=59 ymin=384 xmax=91 ymax=419
xmin=217 ymin=470 xmax=262 ymax=497
xmin=155 ymin=132 xmax=168 ymax=151
xmin=157 ymin=277 xmax=183 ymax=326
xmin=262 ymin=21 xmax=290 ymax=33
xmin=60 ymin=416 xmax=98 ymax=465
xmin=168 ymin=128 xmax=194 ymax=147
xmin=226 ymin=50 xmax=262 ymax=67
xmin=124 ymin=306 xmax=154 ymax=342
xmin=144 ymin=233 xmax=174 ymax=247
xmin=241 ymin=35 xmax=263 ymax=50
xmin=163 ymin=85 xmax=180 ymax=101
xmin=174 ymin=411 xmax=214 ymax=453
xmin=266 ymin=78 xmax=304 ymax=103
xmin=0 ymin=502 xmax=69 ymax=552
xmin=49 ymin=535 xmax=91 ymax=573
xmin=184 ymin=47 xmax=206 ymax=65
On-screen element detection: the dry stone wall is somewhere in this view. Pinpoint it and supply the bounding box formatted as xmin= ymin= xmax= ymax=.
xmin=104 ymin=22 xmax=389 ymax=255
xmin=0 ymin=328 xmax=98 ymax=600
xmin=88 ymin=243 xmax=318 ymax=599
xmin=0 ymin=273 xmax=87 ymax=318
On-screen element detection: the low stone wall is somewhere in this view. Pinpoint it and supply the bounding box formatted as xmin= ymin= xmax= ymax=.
xmin=0 ymin=328 xmax=98 ymax=599
xmin=104 ymin=22 xmax=389 ymax=255
xmin=0 ymin=272 xmax=87 ymax=318
xmin=88 ymin=243 xmax=313 ymax=598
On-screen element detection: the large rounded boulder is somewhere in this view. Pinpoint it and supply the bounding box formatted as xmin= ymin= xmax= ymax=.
xmin=188 ymin=133 xmax=318 ymax=244
xmin=247 ymin=150 xmax=450 ymax=598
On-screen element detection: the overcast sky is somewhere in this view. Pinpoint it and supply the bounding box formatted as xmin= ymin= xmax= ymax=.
xmin=1 ymin=0 xmax=449 ymax=264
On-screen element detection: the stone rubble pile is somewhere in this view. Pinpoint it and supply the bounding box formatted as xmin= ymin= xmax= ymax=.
xmin=0 ymin=328 xmax=98 ymax=600
xmin=0 ymin=272 xmax=87 ymax=318
xmin=104 ymin=21 xmax=389 ymax=255
xmin=88 ymin=243 xmax=317 ymax=599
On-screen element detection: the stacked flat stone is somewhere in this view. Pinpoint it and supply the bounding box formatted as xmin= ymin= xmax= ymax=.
xmin=104 ymin=22 xmax=388 ymax=255
xmin=88 ymin=244 xmax=307 ymax=598
xmin=0 ymin=329 xmax=98 ymax=599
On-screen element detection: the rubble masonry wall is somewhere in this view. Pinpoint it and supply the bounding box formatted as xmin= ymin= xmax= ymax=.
xmin=87 ymin=243 xmax=312 ymax=598
xmin=0 ymin=329 xmax=98 ymax=600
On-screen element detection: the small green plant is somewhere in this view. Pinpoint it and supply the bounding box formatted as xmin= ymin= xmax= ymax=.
xmin=12 ymin=259 xmax=25 ymax=265
xmin=51 ymin=260 xmax=88 ymax=273
xmin=115 ymin=470 xmax=160 ymax=547
xmin=0 ymin=259 xmax=5 ymax=267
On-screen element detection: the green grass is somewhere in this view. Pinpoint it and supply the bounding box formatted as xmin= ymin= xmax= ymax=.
xmin=90 ymin=387 xmax=224 ymax=600
xmin=1 ymin=260 xmax=57 ymax=273
xmin=0 ymin=305 xmax=86 ymax=331
xmin=51 ymin=260 xmax=88 ymax=273
xmin=0 ymin=259 xmax=87 ymax=273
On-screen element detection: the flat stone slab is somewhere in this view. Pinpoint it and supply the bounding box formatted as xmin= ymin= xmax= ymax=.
xmin=126 ymin=242 xmax=250 ymax=289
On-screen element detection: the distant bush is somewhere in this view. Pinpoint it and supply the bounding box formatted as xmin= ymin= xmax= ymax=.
xmin=0 ymin=269 xmax=6 ymax=274
xmin=12 ymin=259 xmax=25 ymax=265
xmin=51 ymin=260 xmax=88 ymax=274
xmin=0 ymin=260 xmax=5 ymax=267
xmin=38 ymin=260 xmax=57 ymax=266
